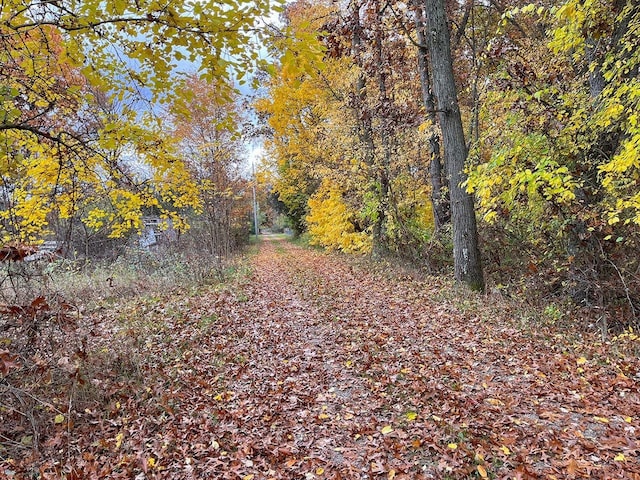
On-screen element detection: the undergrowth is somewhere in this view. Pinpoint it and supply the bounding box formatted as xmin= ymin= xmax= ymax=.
xmin=0 ymin=243 xmax=255 ymax=473
xmin=337 ymin=240 xmax=640 ymax=357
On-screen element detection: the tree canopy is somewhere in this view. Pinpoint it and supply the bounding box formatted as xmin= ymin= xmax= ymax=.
xmin=1 ymin=0 xmax=277 ymax=241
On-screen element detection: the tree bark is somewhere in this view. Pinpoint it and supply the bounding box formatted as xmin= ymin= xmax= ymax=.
xmin=423 ymin=0 xmax=484 ymax=291
xmin=413 ymin=1 xmax=450 ymax=231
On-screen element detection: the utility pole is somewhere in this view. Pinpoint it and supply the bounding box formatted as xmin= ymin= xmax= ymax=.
xmin=252 ymin=161 xmax=259 ymax=237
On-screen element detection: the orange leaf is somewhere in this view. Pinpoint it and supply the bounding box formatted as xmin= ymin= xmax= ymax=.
xmin=477 ymin=465 xmax=488 ymax=479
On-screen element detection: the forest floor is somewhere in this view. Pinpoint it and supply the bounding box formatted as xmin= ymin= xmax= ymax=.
xmin=4 ymin=236 xmax=640 ymax=479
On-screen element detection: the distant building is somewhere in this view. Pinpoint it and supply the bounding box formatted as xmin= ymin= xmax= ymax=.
xmin=138 ymin=216 xmax=177 ymax=249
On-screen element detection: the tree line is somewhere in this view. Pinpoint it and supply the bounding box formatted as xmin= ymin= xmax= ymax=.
xmin=256 ymin=0 xmax=639 ymax=326
xmin=1 ymin=0 xmax=639 ymax=325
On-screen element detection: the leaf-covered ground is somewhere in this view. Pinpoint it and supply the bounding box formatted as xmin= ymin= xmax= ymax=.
xmin=9 ymin=237 xmax=640 ymax=479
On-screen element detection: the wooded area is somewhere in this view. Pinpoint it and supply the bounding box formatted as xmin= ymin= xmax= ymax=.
xmin=2 ymin=0 xmax=639 ymax=323
xmin=257 ymin=0 xmax=640 ymax=323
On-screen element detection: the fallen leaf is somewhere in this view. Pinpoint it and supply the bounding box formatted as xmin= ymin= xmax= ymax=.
xmin=381 ymin=425 xmax=393 ymax=435
xmin=477 ymin=465 xmax=488 ymax=479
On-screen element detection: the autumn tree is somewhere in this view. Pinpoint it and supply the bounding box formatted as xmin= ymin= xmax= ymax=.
xmin=464 ymin=0 xmax=639 ymax=318
xmin=256 ymin=0 xmax=374 ymax=248
xmin=422 ymin=0 xmax=484 ymax=291
xmin=340 ymin=0 xmax=436 ymax=256
xmin=258 ymin=0 xmax=435 ymax=256
xmin=170 ymin=76 xmax=250 ymax=259
xmin=412 ymin=1 xmax=450 ymax=232
xmin=0 ymin=0 xmax=276 ymax=244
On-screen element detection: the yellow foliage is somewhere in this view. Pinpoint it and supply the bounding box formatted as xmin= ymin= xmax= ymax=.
xmin=467 ymin=95 xmax=579 ymax=228
xmin=306 ymin=180 xmax=371 ymax=254
xmin=548 ymin=0 xmax=640 ymax=226
xmin=256 ymin=47 xmax=361 ymax=232
xmin=1 ymin=0 xmax=269 ymax=242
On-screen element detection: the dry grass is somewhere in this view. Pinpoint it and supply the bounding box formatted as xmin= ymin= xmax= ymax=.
xmin=0 ymin=243 xmax=255 ymax=470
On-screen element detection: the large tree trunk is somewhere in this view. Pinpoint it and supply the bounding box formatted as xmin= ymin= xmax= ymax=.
xmin=423 ymin=0 xmax=484 ymax=291
xmin=413 ymin=0 xmax=450 ymax=231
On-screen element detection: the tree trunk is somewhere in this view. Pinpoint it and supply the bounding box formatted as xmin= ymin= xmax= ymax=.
xmin=413 ymin=1 xmax=450 ymax=231
xmin=372 ymin=0 xmax=391 ymax=257
xmin=350 ymin=4 xmax=387 ymax=255
xmin=423 ymin=0 xmax=484 ymax=291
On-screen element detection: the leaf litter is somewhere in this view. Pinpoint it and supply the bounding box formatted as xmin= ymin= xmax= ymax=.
xmin=5 ymin=237 xmax=639 ymax=479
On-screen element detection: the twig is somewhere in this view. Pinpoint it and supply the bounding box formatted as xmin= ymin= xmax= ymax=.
xmin=2 ymin=382 xmax=40 ymax=451
xmin=2 ymin=380 xmax=65 ymax=415
xmin=596 ymin=236 xmax=637 ymax=322
xmin=607 ymin=258 xmax=637 ymax=321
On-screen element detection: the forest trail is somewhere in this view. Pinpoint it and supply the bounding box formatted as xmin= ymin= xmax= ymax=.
xmin=34 ymin=237 xmax=638 ymax=479
xmin=150 ymin=236 xmax=638 ymax=479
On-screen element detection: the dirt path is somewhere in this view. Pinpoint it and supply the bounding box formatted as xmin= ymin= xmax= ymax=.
xmin=29 ymin=237 xmax=639 ymax=479
xmin=158 ymin=237 xmax=638 ymax=479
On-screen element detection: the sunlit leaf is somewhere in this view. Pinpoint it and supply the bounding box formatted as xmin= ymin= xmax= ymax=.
xmin=477 ymin=465 xmax=488 ymax=478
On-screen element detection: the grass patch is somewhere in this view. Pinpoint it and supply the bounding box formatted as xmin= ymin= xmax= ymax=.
xmin=289 ymin=232 xmax=327 ymax=252
xmin=198 ymin=313 xmax=219 ymax=330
